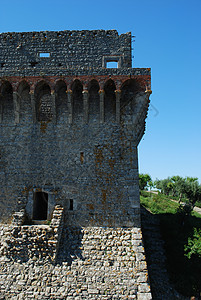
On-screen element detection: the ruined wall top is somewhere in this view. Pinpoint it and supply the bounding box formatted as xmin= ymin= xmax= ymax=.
xmin=0 ymin=30 xmax=133 ymax=75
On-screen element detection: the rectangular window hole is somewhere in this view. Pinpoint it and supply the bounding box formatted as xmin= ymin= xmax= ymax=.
xmin=39 ymin=52 xmax=50 ymax=58
xmin=69 ymin=199 xmax=74 ymax=211
xmin=30 ymin=62 xmax=38 ymax=67
xmin=106 ymin=61 xmax=118 ymax=68
xmin=33 ymin=192 xmax=48 ymax=220
xmin=80 ymin=152 xmax=84 ymax=164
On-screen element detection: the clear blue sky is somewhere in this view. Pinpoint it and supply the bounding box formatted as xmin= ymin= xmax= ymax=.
xmin=1 ymin=0 xmax=201 ymax=182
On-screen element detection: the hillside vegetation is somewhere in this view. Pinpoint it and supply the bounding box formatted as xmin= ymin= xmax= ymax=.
xmin=140 ymin=190 xmax=201 ymax=298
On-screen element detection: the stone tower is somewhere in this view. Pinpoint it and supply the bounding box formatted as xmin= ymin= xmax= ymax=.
xmin=0 ymin=30 xmax=152 ymax=299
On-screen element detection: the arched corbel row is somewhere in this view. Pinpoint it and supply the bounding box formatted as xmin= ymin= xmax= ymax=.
xmin=0 ymin=77 xmax=149 ymax=125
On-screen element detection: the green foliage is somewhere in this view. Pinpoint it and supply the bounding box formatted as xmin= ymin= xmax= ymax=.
xmin=154 ymin=177 xmax=173 ymax=195
xmin=154 ymin=175 xmax=201 ymax=208
xmin=185 ymin=228 xmax=201 ymax=259
xmin=184 ymin=180 xmax=201 ymax=207
xmin=139 ymin=173 xmax=152 ymax=191
xmin=176 ymin=203 xmax=193 ymax=217
xmin=140 ymin=190 xmax=179 ymax=214
xmin=140 ymin=191 xmax=201 ymax=297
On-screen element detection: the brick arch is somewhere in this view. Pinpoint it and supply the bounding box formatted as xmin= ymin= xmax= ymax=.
xmin=33 ymin=78 xmax=54 ymax=93
xmin=0 ymin=80 xmax=13 ymax=95
xmin=54 ymin=79 xmax=67 ymax=91
xmin=70 ymin=78 xmax=85 ymax=91
xmin=102 ymin=77 xmax=118 ymax=90
xmin=87 ymin=79 xmax=100 ymax=92
xmin=54 ymin=79 xmax=67 ymax=92
xmin=17 ymin=80 xmax=30 ymax=95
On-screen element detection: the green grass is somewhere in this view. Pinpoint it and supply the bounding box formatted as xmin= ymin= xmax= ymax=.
xmin=140 ymin=191 xmax=201 ymax=297
xmin=140 ymin=190 xmax=180 ymax=214
xmin=141 ymin=190 xmax=201 ymax=211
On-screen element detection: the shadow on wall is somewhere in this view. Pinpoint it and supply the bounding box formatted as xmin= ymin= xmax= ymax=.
xmin=56 ymin=225 xmax=84 ymax=265
xmin=140 ymin=205 xmax=201 ymax=299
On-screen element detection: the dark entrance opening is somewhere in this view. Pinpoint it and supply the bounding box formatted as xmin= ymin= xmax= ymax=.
xmin=69 ymin=199 xmax=74 ymax=211
xmin=33 ymin=192 xmax=48 ymax=220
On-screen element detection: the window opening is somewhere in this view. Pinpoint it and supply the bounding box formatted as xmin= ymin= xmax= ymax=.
xmin=30 ymin=62 xmax=38 ymax=67
xmin=106 ymin=61 xmax=118 ymax=68
xmin=33 ymin=192 xmax=48 ymax=220
xmin=39 ymin=53 xmax=50 ymax=58
xmin=80 ymin=152 xmax=84 ymax=164
xmin=69 ymin=199 xmax=73 ymax=211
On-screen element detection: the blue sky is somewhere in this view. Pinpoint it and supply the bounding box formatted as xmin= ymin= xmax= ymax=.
xmin=1 ymin=0 xmax=201 ymax=182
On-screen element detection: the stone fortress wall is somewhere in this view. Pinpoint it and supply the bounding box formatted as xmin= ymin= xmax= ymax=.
xmin=0 ymin=30 xmax=152 ymax=299
xmin=0 ymin=30 xmax=131 ymax=74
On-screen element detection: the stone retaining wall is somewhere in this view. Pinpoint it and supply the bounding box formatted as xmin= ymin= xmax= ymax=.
xmin=0 ymin=205 xmax=64 ymax=262
xmin=0 ymin=226 xmax=151 ymax=299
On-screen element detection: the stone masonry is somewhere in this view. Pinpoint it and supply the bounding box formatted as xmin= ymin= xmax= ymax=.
xmin=0 ymin=30 xmax=152 ymax=299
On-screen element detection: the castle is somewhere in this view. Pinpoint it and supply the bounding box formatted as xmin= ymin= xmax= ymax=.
xmin=0 ymin=30 xmax=152 ymax=299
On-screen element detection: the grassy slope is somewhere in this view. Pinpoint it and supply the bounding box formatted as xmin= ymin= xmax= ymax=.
xmin=140 ymin=191 xmax=201 ymax=298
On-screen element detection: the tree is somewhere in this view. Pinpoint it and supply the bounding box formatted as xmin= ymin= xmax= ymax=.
xmin=185 ymin=228 xmax=201 ymax=259
xmin=139 ymin=174 xmax=152 ymax=191
xmin=184 ymin=180 xmax=201 ymax=208
xmin=171 ymin=176 xmax=186 ymax=202
xmin=155 ymin=176 xmax=201 ymax=207
xmin=154 ymin=178 xmax=172 ymax=195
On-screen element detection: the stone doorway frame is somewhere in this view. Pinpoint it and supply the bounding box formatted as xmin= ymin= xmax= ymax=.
xmin=26 ymin=187 xmax=56 ymax=221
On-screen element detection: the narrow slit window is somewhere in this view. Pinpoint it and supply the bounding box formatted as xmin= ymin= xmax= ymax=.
xmin=80 ymin=152 xmax=84 ymax=164
xmin=106 ymin=61 xmax=118 ymax=68
xmin=69 ymin=199 xmax=73 ymax=211
xmin=39 ymin=53 xmax=50 ymax=58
